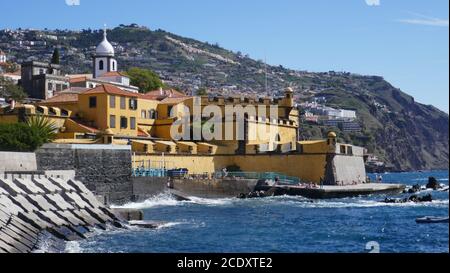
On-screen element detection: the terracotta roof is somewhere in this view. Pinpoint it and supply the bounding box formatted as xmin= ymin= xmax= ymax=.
xmin=70 ymin=119 xmax=100 ymax=133
xmin=160 ymin=97 xmax=190 ymax=104
xmin=69 ymin=76 xmax=87 ymax=83
xmin=40 ymin=93 xmax=79 ymax=104
xmin=81 ymin=84 xmax=139 ymax=98
xmin=145 ymin=89 xmax=186 ymax=98
xmin=137 ymin=127 xmax=150 ymax=137
xmin=99 ymin=71 xmax=128 ymax=77
xmin=136 ymin=93 xmax=160 ymax=101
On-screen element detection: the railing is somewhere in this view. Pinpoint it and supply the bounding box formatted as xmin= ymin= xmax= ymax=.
xmin=132 ymin=168 xmax=301 ymax=184
xmin=132 ymin=168 xmax=168 ymax=177
xmin=214 ymin=171 xmax=301 ymax=184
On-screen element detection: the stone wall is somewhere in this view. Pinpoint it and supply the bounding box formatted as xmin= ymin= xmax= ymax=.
xmin=36 ymin=144 xmax=133 ymax=205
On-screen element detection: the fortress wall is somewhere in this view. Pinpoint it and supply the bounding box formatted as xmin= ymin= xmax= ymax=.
xmin=134 ymin=153 xmax=329 ymax=183
xmin=135 ymin=152 xmax=366 ymax=185
xmin=332 ymin=154 xmax=367 ymax=185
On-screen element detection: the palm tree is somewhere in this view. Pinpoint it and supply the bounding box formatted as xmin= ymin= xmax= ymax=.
xmin=27 ymin=115 xmax=58 ymax=144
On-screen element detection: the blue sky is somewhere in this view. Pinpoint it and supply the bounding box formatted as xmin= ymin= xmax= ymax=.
xmin=1 ymin=0 xmax=448 ymax=112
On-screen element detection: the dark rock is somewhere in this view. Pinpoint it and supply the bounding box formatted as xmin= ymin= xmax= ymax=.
xmin=404 ymin=184 xmax=421 ymax=194
xmin=383 ymin=194 xmax=433 ymax=203
xmin=426 ymin=177 xmax=440 ymax=190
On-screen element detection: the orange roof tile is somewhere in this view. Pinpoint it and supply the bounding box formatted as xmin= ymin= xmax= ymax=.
xmin=69 ymin=76 xmax=87 ymax=83
xmin=137 ymin=127 xmax=150 ymax=137
xmin=160 ymin=97 xmax=190 ymax=104
xmin=70 ymin=119 xmax=100 ymax=133
xmin=40 ymin=93 xmax=79 ymax=104
xmin=145 ymin=89 xmax=186 ymax=98
xmin=81 ymin=84 xmax=139 ymax=98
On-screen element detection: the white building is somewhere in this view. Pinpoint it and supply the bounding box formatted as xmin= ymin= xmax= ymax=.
xmin=0 ymin=50 xmax=6 ymax=63
xmin=93 ymin=27 xmax=118 ymax=79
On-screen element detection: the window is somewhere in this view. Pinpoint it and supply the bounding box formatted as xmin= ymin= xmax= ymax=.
xmin=130 ymin=117 xmax=136 ymax=130
xmin=129 ymin=99 xmax=137 ymax=110
xmin=347 ymin=146 xmax=353 ymax=155
xmin=110 ymin=95 xmax=116 ymax=108
xmin=120 ymin=97 xmax=126 ymax=109
xmin=275 ymin=134 xmax=281 ymax=142
xmin=47 ymin=82 xmax=53 ymax=91
xmin=340 ymin=145 xmax=346 ymax=154
xmin=89 ymin=96 xmax=97 ymax=108
xmin=120 ymin=117 xmax=127 ymax=129
xmin=99 ymin=60 xmax=104 ymax=70
xmin=167 ymin=106 xmax=173 ymax=117
xmin=110 ymin=115 xmax=116 ymax=128
xmin=112 ymin=61 xmax=116 ymax=71
xmin=149 ymin=110 xmax=157 ymax=119
xmin=141 ymin=110 xmax=147 ymax=119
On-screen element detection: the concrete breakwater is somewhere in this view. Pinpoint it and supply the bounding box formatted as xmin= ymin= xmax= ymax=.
xmin=0 ymin=175 xmax=122 ymax=253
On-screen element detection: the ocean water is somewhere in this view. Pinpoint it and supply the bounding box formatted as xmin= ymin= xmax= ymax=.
xmin=64 ymin=171 xmax=449 ymax=253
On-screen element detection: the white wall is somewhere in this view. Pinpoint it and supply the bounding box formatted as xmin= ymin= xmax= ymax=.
xmin=0 ymin=152 xmax=37 ymax=172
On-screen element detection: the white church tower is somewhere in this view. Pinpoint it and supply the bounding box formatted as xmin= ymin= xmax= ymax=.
xmin=93 ymin=26 xmax=117 ymax=78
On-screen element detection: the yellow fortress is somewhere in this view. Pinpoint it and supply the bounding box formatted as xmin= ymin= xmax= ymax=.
xmin=0 ymin=29 xmax=367 ymax=186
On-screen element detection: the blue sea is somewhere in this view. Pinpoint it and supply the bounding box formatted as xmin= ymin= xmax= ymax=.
xmin=61 ymin=171 xmax=449 ymax=253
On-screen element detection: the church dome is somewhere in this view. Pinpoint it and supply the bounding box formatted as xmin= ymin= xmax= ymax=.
xmin=96 ymin=29 xmax=114 ymax=56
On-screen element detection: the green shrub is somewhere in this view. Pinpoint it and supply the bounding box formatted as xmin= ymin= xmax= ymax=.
xmin=0 ymin=123 xmax=44 ymax=151
xmin=0 ymin=116 xmax=57 ymax=152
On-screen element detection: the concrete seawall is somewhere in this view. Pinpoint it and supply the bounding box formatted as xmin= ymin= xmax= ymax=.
xmin=0 ymin=175 xmax=121 ymax=253
xmin=132 ymin=177 xmax=258 ymax=200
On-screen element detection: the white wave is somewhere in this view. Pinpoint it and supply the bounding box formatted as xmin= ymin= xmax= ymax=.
xmin=187 ymin=196 xmax=234 ymax=206
xmin=112 ymin=193 xmax=183 ymax=209
xmin=156 ymin=222 xmax=183 ymax=229
xmin=248 ymin=194 xmax=449 ymax=209
xmin=113 ymin=192 xmax=235 ymax=210
xmin=65 ymin=241 xmax=83 ymax=253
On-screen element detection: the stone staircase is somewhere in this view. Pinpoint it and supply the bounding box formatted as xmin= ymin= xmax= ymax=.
xmin=0 ymin=176 xmax=123 ymax=253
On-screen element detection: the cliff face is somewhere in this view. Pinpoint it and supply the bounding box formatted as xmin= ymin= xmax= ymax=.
xmin=1 ymin=25 xmax=448 ymax=171
xmin=308 ymin=76 xmax=449 ymax=171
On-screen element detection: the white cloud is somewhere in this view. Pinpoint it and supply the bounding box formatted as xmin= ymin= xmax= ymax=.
xmin=398 ymin=12 xmax=449 ymax=27
xmin=365 ymin=0 xmax=380 ymax=6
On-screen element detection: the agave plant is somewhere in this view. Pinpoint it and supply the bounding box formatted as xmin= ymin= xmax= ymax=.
xmin=27 ymin=114 xmax=58 ymax=143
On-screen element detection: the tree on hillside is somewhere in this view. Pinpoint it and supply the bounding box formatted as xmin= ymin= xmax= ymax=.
xmin=0 ymin=76 xmax=27 ymax=102
xmin=4 ymin=62 xmax=20 ymax=73
xmin=51 ymin=48 xmax=60 ymax=64
xmin=126 ymin=67 xmax=165 ymax=93
xmin=196 ymin=87 xmax=208 ymax=96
